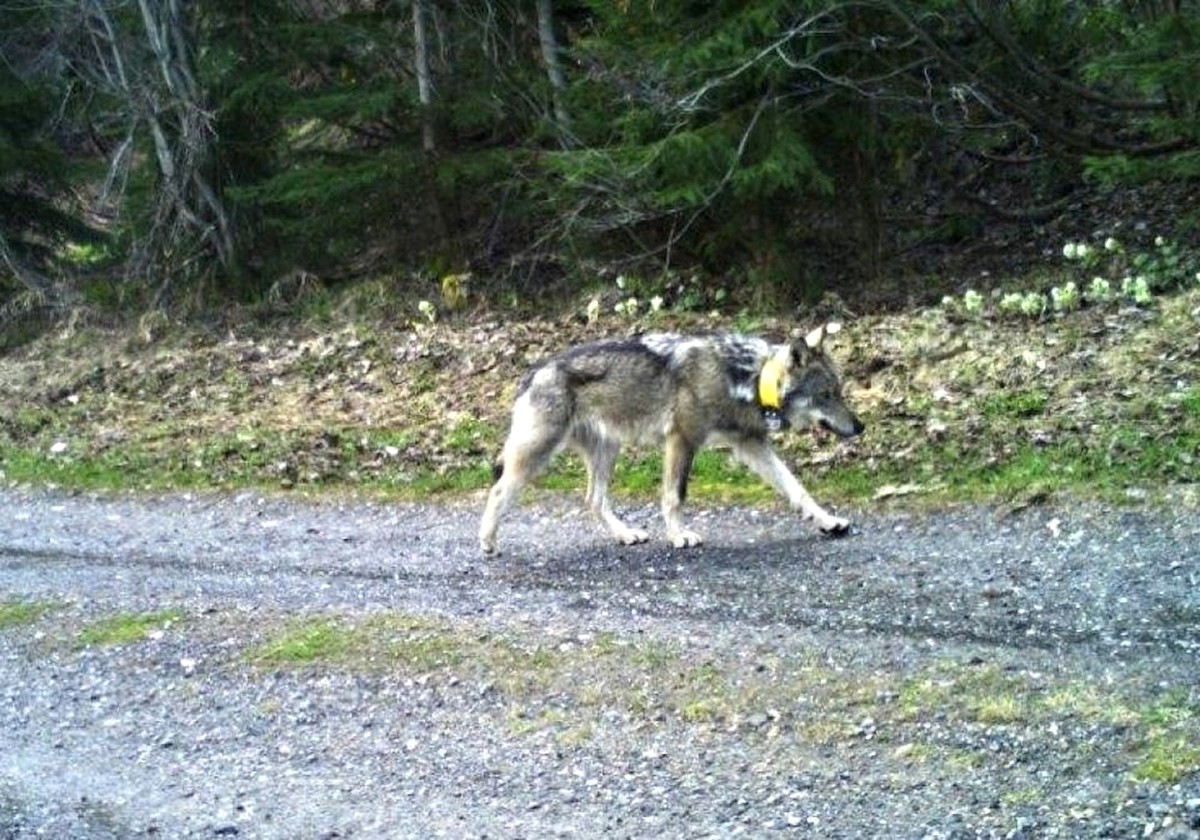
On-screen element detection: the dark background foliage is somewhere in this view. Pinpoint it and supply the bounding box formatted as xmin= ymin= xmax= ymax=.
xmin=1 ymin=0 xmax=1197 ymax=325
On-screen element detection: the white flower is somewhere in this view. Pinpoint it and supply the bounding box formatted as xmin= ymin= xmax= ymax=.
xmin=586 ymin=297 xmax=601 ymax=323
xmin=1122 ymin=275 xmax=1152 ymax=306
xmin=1062 ymin=242 xmax=1078 ymax=260
xmin=1051 ymin=281 xmax=1079 ymax=313
xmin=1076 ymin=243 xmax=1093 ymax=260
xmin=614 ymin=297 xmax=639 ymax=316
xmin=999 ymin=292 xmax=1024 ymax=314
xmin=615 ymin=275 xmax=627 ymax=291
xmin=1155 ymin=236 xmax=1166 ymax=247
xmin=1087 ymin=276 xmax=1112 ymax=304
xmin=1019 ymin=292 xmax=1046 ymax=317
xmin=1104 ymin=237 xmax=1121 ymax=252
xmin=649 ymin=295 xmax=664 ymax=313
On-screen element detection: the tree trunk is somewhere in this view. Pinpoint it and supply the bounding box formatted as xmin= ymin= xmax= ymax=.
xmin=536 ymin=0 xmax=572 ymax=145
xmin=412 ymin=0 xmax=451 ymax=259
xmin=413 ymin=0 xmax=436 ymax=154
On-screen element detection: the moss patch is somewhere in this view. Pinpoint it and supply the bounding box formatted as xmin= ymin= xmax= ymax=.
xmin=76 ymin=609 xmax=185 ymax=648
xmin=0 ymin=599 xmax=60 ymax=630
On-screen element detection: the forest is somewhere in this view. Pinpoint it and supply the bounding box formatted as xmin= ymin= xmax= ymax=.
xmin=2 ymin=0 xmax=1198 ymax=331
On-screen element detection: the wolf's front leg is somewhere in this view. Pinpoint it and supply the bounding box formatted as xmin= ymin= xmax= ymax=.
xmin=734 ymin=439 xmax=851 ymax=535
xmin=662 ymin=433 xmax=704 ymax=547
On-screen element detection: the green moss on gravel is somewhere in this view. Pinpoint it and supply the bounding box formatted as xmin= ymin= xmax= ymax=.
xmin=75 ymin=609 xmax=185 ymax=648
xmin=241 ymin=609 xmax=1200 ymax=785
xmin=0 ymin=600 xmax=60 ymax=630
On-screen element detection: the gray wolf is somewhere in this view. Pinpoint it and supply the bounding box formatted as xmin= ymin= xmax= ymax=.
xmin=479 ymin=323 xmax=863 ymax=553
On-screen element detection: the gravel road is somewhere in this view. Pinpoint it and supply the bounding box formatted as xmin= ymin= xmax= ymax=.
xmin=1 ymin=487 xmax=1198 ymax=839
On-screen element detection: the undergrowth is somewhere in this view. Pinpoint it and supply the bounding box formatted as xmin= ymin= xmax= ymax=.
xmin=1 ymin=285 xmax=1197 ymax=509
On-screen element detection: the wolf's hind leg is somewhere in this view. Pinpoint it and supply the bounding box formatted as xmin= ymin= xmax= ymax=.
xmin=579 ymin=431 xmax=649 ymax=545
xmin=479 ymin=395 xmax=565 ymax=554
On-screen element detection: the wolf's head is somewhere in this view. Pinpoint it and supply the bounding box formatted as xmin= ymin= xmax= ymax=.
xmin=771 ymin=323 xmax=864 ymax=438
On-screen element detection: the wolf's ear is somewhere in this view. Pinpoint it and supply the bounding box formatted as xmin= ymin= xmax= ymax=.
xmin=804 ymin=321 xmax=841 ymax=350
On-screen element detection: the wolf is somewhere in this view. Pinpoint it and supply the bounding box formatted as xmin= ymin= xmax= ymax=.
xmin=478 ymin=323 xmax=863 ymax=553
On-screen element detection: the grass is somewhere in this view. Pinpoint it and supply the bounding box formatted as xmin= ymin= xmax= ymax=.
xmin=4 ymin=410 xmax=1196 ymax=511
xmin=0 ymin=599 xmax=59 ymax=630
xmin=899 ymin=664 xmax=1038 ymax=726
xmin=249 ymin=614 xmax=474 ymax=672
xmin=1181 ymin=388 xmax=1200 ymax=417
xmin=1132 ymin=735 xmax=1200 ymax=783
xmin=533 ymin=449 xmax=775 ymax=505
xmin=248 ymin=618 xmax=357 ymax=664
xmin=1130 ymin=690 xmax=1200 ymax=782
xmin=76 ymin=609 xmax=185 ymax=647
xmin=444 ymin=416 xmax=494 ymax=455
xmin=980 ymin=390 xmax=1049 ymax=419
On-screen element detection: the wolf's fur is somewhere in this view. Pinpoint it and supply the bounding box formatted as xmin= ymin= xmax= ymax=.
xmin=479 ymin=324 xmax=863 ymax=553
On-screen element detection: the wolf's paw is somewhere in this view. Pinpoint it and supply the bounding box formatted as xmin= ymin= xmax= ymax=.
xmin=818 ymin=516 xmax=852 ymax=537
xmin=615 ymin=527 xmax=651 ymax=546
xmin=480 ymin=537 xmax=499 ymax=555
xmin=668 ymin=529 xmax=705 ymax=549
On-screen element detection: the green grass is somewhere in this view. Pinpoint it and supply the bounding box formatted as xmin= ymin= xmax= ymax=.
xmin=1134 ymin=687 xmax=1200 ymax=780
xmin=4 ymin=399 xmax=1196 ymax=507
xmin=981 ymin=390 xmax=1049 ymax=418
xmin=973 ymin=693 xmax=1027 ymax=725
xmin=533 ymin=449 xmax=774 ymax=505
xmin=1 ymin=426 xmax=471 ymax=495
xmin=444 ymin=416 xmax=495 ymax=455
xmin=0 ymin=599 xmax=60 ymax=630
xmin=248 ymin=618 xmax=358 ymax=664
xmin=1181 ymin=388 xmax=1200 ymax=417
xmin=1132 ymin=735 xmax=1200 ymax=783
xmin=248 ymin=614 xmax=475 ymax=672
xmin=1 ymin=447 xmax=160 ymax=492
xmin=845 ymin=425 xmax=1199 ymax=506
xmin=76 ymin=609 xmax=185 ymax=647
xmin=1 ymin=433 xmax=1187 ymax=509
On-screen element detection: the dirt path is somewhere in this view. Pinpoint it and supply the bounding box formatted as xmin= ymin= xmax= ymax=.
xmin=1 ymin=487 xmax=1198 ymax=839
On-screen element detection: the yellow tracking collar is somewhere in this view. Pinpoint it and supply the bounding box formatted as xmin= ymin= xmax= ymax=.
xmin=757 ymin=356 xmax=787 ymax=409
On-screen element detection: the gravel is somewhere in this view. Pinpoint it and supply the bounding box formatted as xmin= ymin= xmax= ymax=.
xmin=1 ymin=486 xmax=1199 ymax=839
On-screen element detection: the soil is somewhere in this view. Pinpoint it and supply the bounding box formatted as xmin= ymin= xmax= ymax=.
xmin=1 ymin=486 xmax=1198 ymax=839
